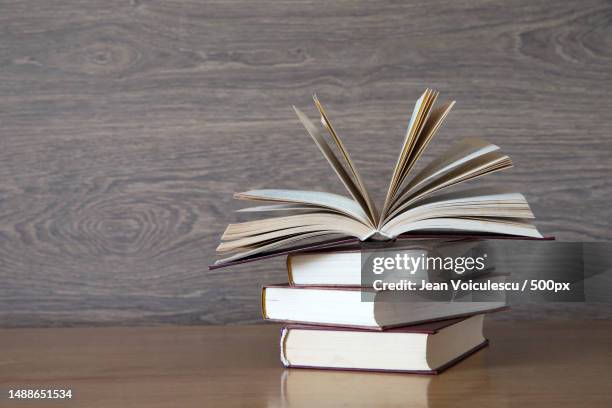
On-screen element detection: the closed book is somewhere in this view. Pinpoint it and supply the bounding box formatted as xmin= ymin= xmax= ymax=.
xmin=262 ymin=283 xmax=506 ymax=330
xmin=287 ymin=239 xmax=492 ymax=286
xmin=280 ymin=314 xmax=487 ymax=374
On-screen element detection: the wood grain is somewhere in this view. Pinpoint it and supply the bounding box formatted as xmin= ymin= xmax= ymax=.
xmin=0 ymin=0 xmax=611 ymax=326
xmin=2 ymin=321 xmax=612 ymax=407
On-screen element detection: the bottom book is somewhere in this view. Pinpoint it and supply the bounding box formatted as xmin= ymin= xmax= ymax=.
xmin=280 ymin=314 xmax=486 ymax=374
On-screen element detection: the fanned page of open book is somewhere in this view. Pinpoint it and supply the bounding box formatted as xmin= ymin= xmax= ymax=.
xmin=215 ymin=89 xmax=543 ymax=266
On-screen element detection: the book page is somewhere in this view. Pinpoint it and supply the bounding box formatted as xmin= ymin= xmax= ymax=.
xmin=387 ymin=138 xmax=500 ymax=217
xmin=234 ymin=189 xmax=371 ymax=225
xmin=221 ymin=213 xmax=372 ymax=242
xmin=293 ymin=107 xmax=374 ymax=227
xmin=214 ymin=231 xmax=341 ymax=265
xmin=237 ymin=203 xmax=325 ymax=212
xmin=393 ymin=91 xmax=438 ymax=188
xmin=400 ymin=187 xmax=518 ymax=207
xmin=384 ymin=151 xmax=513 ymax=221
xmin=381 ymin=90 xmax=428 ymax=215
xmin=313 ymin=95 xmax=378 ymax=223
xmin=387 ymin=100 xmax=455 ymax=215
xmin=381 ymin=191 xmax=535 ymax=234
xmin=381 ymin=89 xmax=438 ymax=220
xmin=218 ymin=218 xmax=371 ymax=253
xmin=381 ymin=217 xmax=543 ymax=239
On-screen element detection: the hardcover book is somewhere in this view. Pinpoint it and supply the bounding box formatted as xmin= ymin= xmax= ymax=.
xmin=214 ymin=89 xmax=546 ymax=268
xmin=280 ymin=314 xmax=488 ymax=374
xmin=262 ymin=283 xmax=506 ymax=330
xmin=287 ymin=239 xmax=492 ymax=286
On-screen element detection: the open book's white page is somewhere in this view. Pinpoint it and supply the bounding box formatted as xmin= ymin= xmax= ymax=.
xmin=389 ymin=138 xmax=500 ymax=216
xmin=381 ymin=217 xmax=543 ymax=238
xmin=293 ymin=107 xmax=374 ymax=225
xmin=235 ymin=189 xmax=370 ymax=225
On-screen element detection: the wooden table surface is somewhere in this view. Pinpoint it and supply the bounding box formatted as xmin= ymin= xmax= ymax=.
xmin=1 ymin=321 xmax=611 ymax=407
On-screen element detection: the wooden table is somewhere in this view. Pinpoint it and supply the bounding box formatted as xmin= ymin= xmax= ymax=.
xmin=1 ymin=321 xmax=611 ymax=407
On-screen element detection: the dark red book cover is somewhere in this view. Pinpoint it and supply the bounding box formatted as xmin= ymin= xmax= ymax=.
xmin=284 ymin=315 xmax=473 ymax=334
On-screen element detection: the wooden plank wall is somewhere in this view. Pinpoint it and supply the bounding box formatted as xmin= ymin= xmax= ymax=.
xmin=1 ymin=0 xmax=611 ymax=327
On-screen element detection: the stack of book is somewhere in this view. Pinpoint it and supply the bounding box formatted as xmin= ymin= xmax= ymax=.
xmin=261 ymin=245 xmax=506 ymax=374
xmin=211 ymin=88 xmax=548 ymax=374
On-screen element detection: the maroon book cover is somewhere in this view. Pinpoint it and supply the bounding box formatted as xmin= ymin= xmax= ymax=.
xmin=283 ymin=315 xmax=474 ymax=334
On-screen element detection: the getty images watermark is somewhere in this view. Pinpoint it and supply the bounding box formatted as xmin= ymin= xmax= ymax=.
xmin=359 ymin=240 xmax=611 ymax=303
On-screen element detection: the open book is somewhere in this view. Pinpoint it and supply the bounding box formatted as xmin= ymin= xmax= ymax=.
xmin=215 ymin=89 xmax=543 ymax=266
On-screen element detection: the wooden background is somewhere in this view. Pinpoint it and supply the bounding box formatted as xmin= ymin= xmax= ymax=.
xmin=1 ymin=0 xmax=611 ymax=327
